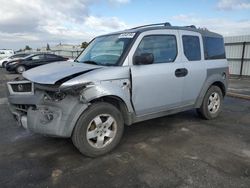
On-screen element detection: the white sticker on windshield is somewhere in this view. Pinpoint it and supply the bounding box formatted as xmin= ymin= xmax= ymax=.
xmin=118 ymin=33 xmax=136 ymax=38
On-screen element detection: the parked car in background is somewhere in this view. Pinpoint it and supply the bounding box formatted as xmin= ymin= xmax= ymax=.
xmin=0 ymin=49 xmax=14 ymax=59
xmin=5 ymin=53 xmax=68 ymax=73
xmin=0 ymin=53 xmax=30 ymax=68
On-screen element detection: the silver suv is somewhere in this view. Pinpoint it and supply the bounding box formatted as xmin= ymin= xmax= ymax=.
xmin=7 ymin=23 xmax=228 ymax=157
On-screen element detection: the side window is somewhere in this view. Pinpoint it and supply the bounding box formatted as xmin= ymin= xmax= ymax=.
xmin=31 ymin=55 xmax=44 ymax=60
xmin=31 ymin=55 xmax=39 ymax=60
xmin=135 ymin=35 xmax=177 ymax=64
xmin=182 ymin=35 xmax=201 ymax=61
xmin=203 ymin=37 xmax=226 ymax=60
xmin=46 ymin=54 xmax=58 ymax=59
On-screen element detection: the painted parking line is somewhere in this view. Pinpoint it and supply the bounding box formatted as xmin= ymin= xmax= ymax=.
xmin=227 ymin=92 xmax=250 ymax=100
xmin=0 ymin=97 xmax=8 ymax=105
xmin=228 ymin=88 xmax=250 ymax=92
xmin=229 ymin=79 xmax=250 ymax=83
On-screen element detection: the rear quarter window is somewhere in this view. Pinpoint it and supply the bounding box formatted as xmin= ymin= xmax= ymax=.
xmin=46 ymin=54 xmax=58 ymax=59
xmin=203 ymin=37 xmax=226 ymax=60
xmin=182 ymin=35 xmax=201 ymax=61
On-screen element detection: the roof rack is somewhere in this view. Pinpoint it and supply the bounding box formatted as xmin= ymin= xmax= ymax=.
xmin=185 ymin=25 xmax=196 ymax=29
xmin=130 ymin=22 xmax=171 ymax=30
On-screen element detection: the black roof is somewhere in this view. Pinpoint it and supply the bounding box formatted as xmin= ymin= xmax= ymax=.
xmin=103 ymin=22 xmax=223 ymax=38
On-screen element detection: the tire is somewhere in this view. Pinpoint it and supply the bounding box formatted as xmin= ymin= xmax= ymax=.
xmin=15 ymin=65 xmax=26 ymax=74
xmin=72 ymin=102 xmax=124 ymax=157
xmin=197 ymin=85 xmax=223 ymax=120
xmin=2 ymin=61 xmax=7 ymax=68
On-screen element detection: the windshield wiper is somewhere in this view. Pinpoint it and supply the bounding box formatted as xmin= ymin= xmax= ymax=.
xmin=102 ymin=63 xmax=116 ymax=66
xmin=74 ymin=59 xmax=80 ymax=63
xmin=83 ymin=60 xmax=99 ymax=65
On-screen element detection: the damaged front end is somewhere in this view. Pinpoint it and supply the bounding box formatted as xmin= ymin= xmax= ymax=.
xmin=7 ymin=79 xmax=91 ymax=137
xmin=7 ymin=63 xmax=133 ymax=137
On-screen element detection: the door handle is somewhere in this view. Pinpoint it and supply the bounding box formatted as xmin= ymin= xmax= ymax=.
xmin=175 ymin=68 xmax=188 ymax=77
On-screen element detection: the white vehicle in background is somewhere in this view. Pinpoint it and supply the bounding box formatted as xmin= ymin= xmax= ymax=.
xmin=0 ymin=50 xmax=14 ymax=60
xmin=0 ymin=53 xmax=30 ymax=68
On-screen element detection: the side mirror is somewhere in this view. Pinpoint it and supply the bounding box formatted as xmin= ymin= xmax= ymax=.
xmin=134 ymin=53 xmax=154 ymax=65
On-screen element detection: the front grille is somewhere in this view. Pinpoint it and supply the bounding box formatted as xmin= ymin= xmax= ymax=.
xmin=11 ymin=83 xmax=32 ymax=92
xmin=7 ymin=81 xmax=34 ymax=95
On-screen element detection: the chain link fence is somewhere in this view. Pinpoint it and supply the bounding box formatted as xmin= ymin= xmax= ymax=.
xmin=50 ymin=50 xmax=82 ymax=59
xmin=17 ymin=49 xmax=83 ymax=59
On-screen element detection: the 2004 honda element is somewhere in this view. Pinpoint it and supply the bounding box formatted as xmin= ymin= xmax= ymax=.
xmin=7 ymin=23 xmax=228 ymax=157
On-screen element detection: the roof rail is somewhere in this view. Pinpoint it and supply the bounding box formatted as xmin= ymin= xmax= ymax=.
xmin=130 ymin=22 xmax=171 ymax=30
xmin=184 ymin=25 xmax=196 ymax=29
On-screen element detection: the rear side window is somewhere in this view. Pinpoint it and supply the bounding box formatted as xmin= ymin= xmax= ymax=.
xmin=45 ymin=54 xmax=58 ymax=59
xmin=182 ymin=35 xmax=201 ymax=61
xmin=135 ymin=35 xmax=177 ymax=64
xmin=203 ymin=37 xmax=225 ymax=60
xmin=31 ymin=55 xmax=45 ymax=60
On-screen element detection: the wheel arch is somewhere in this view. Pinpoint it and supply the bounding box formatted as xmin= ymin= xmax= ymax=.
xmin=211 ymin=81 xmax=226 ymax=97
xmin=2 ymin=61 xmax=7 ymax=67
xmin=195 ymin=74 xmax=228 ymax=108
xmin=89 ymin=95 xmax=133 ymax=125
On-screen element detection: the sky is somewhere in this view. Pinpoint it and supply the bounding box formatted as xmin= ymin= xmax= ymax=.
xmin=0 ymin=0 xmax=250 ymax=50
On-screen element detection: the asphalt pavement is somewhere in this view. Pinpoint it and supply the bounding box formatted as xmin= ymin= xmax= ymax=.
xmin=228 ymin=77 xmax=250 ymax=100
xmin=0 ymin=69 xmax=250 ymax=188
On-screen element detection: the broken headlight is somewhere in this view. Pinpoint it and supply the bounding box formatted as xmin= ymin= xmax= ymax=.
xmin=44 ymin=91 xmax=66 ymax=102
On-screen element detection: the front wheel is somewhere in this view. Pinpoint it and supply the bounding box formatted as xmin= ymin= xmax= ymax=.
xmin=197 ymin=85 xmax=223 ymax=120
xmin=72 ymin=102 xmax=124 ymax=157
xmin=16 ymin=65 xmax=26 ymax=74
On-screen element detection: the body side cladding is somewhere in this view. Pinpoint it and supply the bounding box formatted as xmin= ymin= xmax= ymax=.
xmin=133 ymin=104 xmax=195 ymax=123
xmin=195 ymin=67 xmax=228 ymax=108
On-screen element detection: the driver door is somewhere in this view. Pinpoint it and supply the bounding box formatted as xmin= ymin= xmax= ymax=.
xmin=129 ymin=30 xmax=186 ymax=116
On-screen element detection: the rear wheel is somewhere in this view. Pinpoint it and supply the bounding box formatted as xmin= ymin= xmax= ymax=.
xmin=16 ymin=65 xmax=26 ymax=74
xmin=2 ymin=61 xmax=7 ymax=68
xmin=197 ymin=85 xmax=223 ymax=120
xmin=72 ymin=102 xmax=124 ymax=157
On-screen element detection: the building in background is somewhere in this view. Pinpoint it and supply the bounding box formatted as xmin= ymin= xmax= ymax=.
xmin=224 ymin=35 xmax=250 ymax=77
xmin=49 ymin=44 xmax=82 ymax=59
xmin=23 ymin=44 xmax=83 ymax=59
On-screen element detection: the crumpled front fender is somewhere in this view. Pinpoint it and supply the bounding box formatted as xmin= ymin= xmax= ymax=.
xmin=80 ymin=79 xmax=134 ymax=113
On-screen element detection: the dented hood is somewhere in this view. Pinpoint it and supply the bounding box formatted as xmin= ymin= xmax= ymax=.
xmin=22 ymin=61 xmax=101 ymax=84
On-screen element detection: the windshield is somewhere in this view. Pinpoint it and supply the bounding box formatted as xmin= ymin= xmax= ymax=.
xmin=76 ymin=34 xmax=134 ymax=66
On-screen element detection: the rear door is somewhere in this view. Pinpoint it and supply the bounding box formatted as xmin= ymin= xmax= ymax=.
xmin=178 ymin=30 xmax=206 ymax=105
xmin=45 ymin=54 xmax=62 ymax=63
xmin=128 ymin=30 xmax=186 ymax=116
